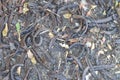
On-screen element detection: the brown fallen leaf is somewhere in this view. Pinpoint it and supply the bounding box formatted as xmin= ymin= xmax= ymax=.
xmin=68 ymin=38 xmax=79 ymax=43
xmin=86 ymin=9 xmax=92 ymax=16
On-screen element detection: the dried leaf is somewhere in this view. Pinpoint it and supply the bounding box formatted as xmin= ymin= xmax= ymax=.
xmin=59 ymin=43 xmax=69 ymax=49
xmin=68 ymin=38 xmax=79 ymax=43
xmin=86 ymin=5 xmax=96 ymax=16
xmin=18 ymin=32 xmax=21 ymax=41
xmin=27 ymin=50 xmax=37 ymax=65
xmin=90 ymin=27 xmax=100 ymax=33
xmin=23 ymin=2 xmax=29 ymax=14
xmin=91 ymin=5 xmax=97 ymax=9
xmin=61 ymin=34 xmax=68 ymax=38
xmin=98 ymin=50 xmax=104 ymax=55
xmin=101 ymin=37 xmax=106 ymax=45
xmin=27 ymin=50 xmax=33 ymax=59
xmin=57 ymin=28 xmax=61 ymax=32
xmin=85 ymin=41 xmax=91 ymax=47
xmin=103 ymin=10 xmax=106 ymax=15
xmin=86 ymin=9 xmax=91 ymax=16
xmin=107 ymin=43 xmax=112 ymax=50
xmin=2 ymin=23 xmax=8 ymax=37
xmin=107 ymin=55 xmax=111 ymax=59
xmin=91 ymin=42 xmax=95 ymax=50
xmin=48 ymin=32 xmax=54 ymax=38
xmin=80 ymin=0 xmax=88 ymax=10
xmin=62 ymin=26 xmax=66 ymax=31
xmin=104 ymin=49 xmax=108 ymax=52
xmin=16 ymin=66 xmax=21 ymax=75
xmin=63 ymin=13 xmax=72 ymax=19
xmin=31 ymin=57 xmax=37 ymax=65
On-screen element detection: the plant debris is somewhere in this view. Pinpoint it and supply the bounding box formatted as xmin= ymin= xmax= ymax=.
xmin=0 ymin=0 xmax=120 ymax=80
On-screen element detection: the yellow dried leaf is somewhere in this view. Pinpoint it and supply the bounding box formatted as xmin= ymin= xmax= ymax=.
xmin=27 ymin=50 xmax=33 ymax=59
xmin=59 ymin=43 xmax=69 ymax=49
xmin=16 ymin=66 xmax=21 ymax=75
xmin=91 ymin=5 xmax=97 ymax=9
xmin=63 ymin=13 xmax=72 ymax=19
xmin=23 ymin=3 xmax=29 ymax=14
xmin=91 ymin=42 xmax=95 ymax=50
xmin=107 ymin=43 xmax=112 ymax=50
xmin=31 ymin=57 xmax=37 ymax=65
xmin=103 ymin=10 xmax=106 ymax=15
xmin=2 ymin=23 xmax=8 ymax=37
xmin=98 ymin=50 xmax=104 ymax=55
xmin=27 ymin=50 xmax=37 ymax=64
xmin=48 ymin=32 xmax=54 ymax=38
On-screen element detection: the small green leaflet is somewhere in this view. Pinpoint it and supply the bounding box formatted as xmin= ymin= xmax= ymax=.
xmin=15 ymin=22 xmax=21 ymax=41
xmin=15 ymin=22 xmax=20 ymax=32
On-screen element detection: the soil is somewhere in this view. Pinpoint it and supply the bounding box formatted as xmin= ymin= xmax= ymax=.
xmin=0 ymin=0 xmax=120 ymax=80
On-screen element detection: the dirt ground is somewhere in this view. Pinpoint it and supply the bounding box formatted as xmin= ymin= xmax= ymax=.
xmin=0 ymin=0 xmax=120 ymax=80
